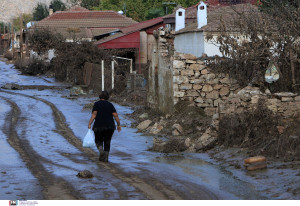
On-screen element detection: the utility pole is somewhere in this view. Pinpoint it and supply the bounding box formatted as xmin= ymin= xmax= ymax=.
xmin=20 ymin=14 xmax=23 ymax=60
xmin=11 ymin=22 xmax=15 ymax=59
xmin=162 ymin=2 xmax=177 ymax=15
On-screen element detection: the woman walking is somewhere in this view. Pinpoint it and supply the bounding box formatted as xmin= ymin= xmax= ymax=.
xmin=88 ymin=91 xmax=121 ymax=162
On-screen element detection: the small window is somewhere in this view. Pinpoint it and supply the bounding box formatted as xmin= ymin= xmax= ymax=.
xmin=200 ymin=6 xmax=205 ymax=10
xmin=178 ymin=11 xmax=182 ymax=16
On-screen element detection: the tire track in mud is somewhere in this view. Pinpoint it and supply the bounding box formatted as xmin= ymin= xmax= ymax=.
xmin=0 ymin=94 xmax=83 ymax=200
xmin=0 ymin=90 xmax=189 ymax=200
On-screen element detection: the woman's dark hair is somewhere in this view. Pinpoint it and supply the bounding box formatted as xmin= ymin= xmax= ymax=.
xmin=99 ymin=91 xmax=109 ymax=100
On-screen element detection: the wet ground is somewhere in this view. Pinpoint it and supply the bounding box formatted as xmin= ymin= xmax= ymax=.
xmin=0 ymin=59 xmax=299 ymax=200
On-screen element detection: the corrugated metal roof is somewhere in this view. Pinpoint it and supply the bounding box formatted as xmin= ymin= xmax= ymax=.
xmin=121 ymin=17 xmax=163 ymax=34
xmin=95 ymin=17 xmax=164 ymax=45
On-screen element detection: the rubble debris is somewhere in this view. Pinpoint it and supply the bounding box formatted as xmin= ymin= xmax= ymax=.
xmin=76 ymin=170 xmax=93 ymax=178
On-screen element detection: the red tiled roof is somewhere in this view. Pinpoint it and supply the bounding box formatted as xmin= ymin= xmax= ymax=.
xmin=36 ymin=7 xmax=137 ymax=39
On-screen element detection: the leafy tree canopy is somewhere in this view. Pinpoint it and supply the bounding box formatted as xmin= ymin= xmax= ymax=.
xmin=33 ymin=3 xmax=49 ymax=21
xmin=13 ymin=14 xmax=33 ymax=30
xmin=83 ymin=0 xmax=201 ymax=21
xmin=33 ymin=0 xmax=67 ymax=21
xmin=51 ymin=0 xmax=67 ymax=12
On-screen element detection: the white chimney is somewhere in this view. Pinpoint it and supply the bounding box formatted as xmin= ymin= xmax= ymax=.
xmin=197 ymin=1 xmax=207 ymax=29
xmin=49 ymin=5 xmax=54 ymax=15
xmin=175 ymin=8 xmax=185 ymax=32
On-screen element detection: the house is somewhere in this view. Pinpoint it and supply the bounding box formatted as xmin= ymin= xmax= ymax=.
xmin=35 ymin=6 xmax=138 ymax=42
xmin=95 ymin=17 xmax=165 ymax=73
xmin=163 ymin=0 xmax=257 ymax=31
xmin=173 ymin=1 xmax=259 ymax=57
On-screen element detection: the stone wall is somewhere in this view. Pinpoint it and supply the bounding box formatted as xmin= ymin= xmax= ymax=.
xmin=173 ymin=52 xmax=240 ymax=116
xmin=149 ymin=28 xmax=300 ymax=122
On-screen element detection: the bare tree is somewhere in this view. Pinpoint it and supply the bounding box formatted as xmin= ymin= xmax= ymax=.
xmin=206 ymin=2 xmax=300 ymax=92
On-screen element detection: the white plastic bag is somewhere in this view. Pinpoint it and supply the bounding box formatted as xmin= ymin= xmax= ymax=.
xmin=83 ymin=129 xmax=95 ymax=148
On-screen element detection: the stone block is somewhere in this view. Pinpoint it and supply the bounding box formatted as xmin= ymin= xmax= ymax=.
xmin=214 ymin=99 xmax=223 ymax=107
xmin=201 ymin=69 xmax=209 ymax=75
xmin=173 ymin=69 xmax=180 ymax=76
xmin=172 ymin=123 xmax=183 ymax=133
xmin=189 ymin=64 xmax=200 ymax=71
xmin=173 ymin=76 xmax=189 ymax=84
xmin=206 ymin=90 xmax=220 ymax=99
xmin=251 ymin=95 xmax=260 ymax=104
xmin=137 ymin=120 xmax=153 ymax=130
xmin=195 ymin=71 xmax=201 ymax=78
xmin=190 ymin=79 xmax=202 ymax=84
xmin=172 ymin=130 xmax=180 ymax=136
xmin=180 ymin=84 xmax=193 ymax=90
xmin=179 ymin=53 xmax=197 ymax=60
xmin=203 ymin=74 xmax=216 ymax=81
xmin=220 ymin=87 xmax=230 ymax=96
xmin=202 ymin=85 xmax=213 ymax=92
xmin=282 ymin=97 xmax=294 ymax=102
xmin=195 ymin=97 xmax=204 ymax=103
xmin=295 ymin=96 xmax=300 ymax=102
xmin=193 ymin=84 xmax=202 ymax=90
xmin=220 ymin=77 xmax=230 ymax=84
xmin=159 ymin=30 xmax=165 ymax=36
xmin=207 ymin=79 xmax=219 ymax=84
xmin=173 ymin=60 xmax=185 ymax=69
xmin=150 ymin=123 xmax=164 ymax=134
xmin=174 ymin=91 xmax=185 ymax=97
xmin=181 ymin=69 xmax=194 ymax=76
xmin=204 ymin=99 xmax=213 ymax=105
xmin=184 ymin=138 xmax=192 ymax=147
xmin=186 ymin=90 xmax=199 ymax=97
xmin=274 ymin=92 xmax=297 ymax=97
xmin=160 ymin=38 xmax=167 ymax=43
xmin=267 ymin=104 xmax=277 ymax=113
xmin=213 ymin=84 xmax=223 ymax=90
xmin=186 ymin=60 xmax=197 ymax=64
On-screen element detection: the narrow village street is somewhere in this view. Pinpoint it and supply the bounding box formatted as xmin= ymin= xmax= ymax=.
xmin=0 ymin=58 xmax=299 ymax=200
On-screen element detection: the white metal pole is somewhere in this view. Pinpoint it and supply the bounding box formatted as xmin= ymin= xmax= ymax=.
xmin=112 ymin=60 xmax=114 ymax=90
xmin=130 ymin=59 xmax=133 ymax=73
xmin=102 ymin=60 xmax=104 ymax=91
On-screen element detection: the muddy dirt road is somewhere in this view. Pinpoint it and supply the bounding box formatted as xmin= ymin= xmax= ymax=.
xmin=0 ymin=60 xmax=219 ymax=200
xmin=1 ymin=59 xmax=299 ymax=200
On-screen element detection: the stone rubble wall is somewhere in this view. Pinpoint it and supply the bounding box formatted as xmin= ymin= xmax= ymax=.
xmin=172 ymin=52 xmax=240 ymax=116
xmin=172 ymin=52 xmax=300 ymax=121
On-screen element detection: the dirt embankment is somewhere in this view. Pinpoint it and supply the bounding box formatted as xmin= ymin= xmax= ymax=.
xmin=111 ymin=91 xmax=300 ymax=162
xmin=218 ymin=100 xmax=300 ymax=162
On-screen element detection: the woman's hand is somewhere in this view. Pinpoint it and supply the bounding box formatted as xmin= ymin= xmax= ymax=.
xmin=117 ymin=125 xmax=121 ymax=132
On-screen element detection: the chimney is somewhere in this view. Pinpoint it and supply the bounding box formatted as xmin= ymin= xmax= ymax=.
xmin=175 ymin=8 xmax=185 ymax=31
xmin=49 ymin=5 xmax=54 ymax=15
xmin=197 ymin=1 xmax=207 ymax=29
